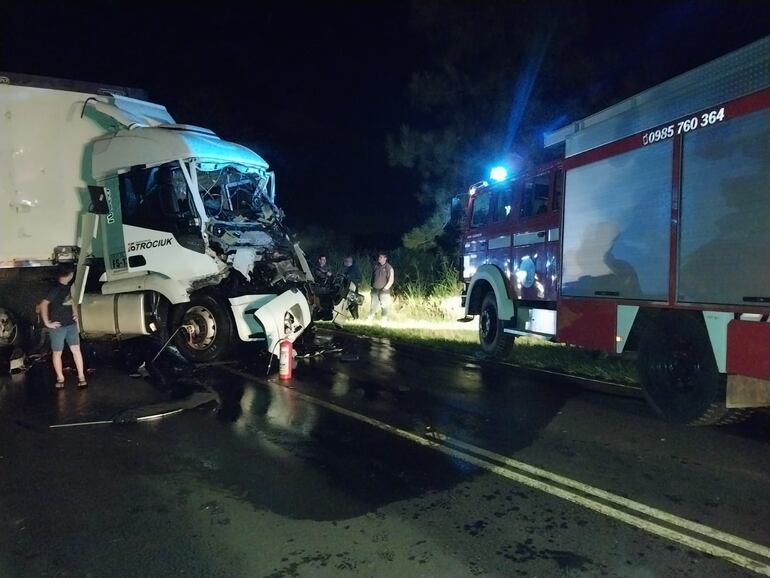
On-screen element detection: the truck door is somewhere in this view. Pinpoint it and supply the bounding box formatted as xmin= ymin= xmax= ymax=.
xmin=484 ymin=180 xmax=517 ymax=283
xmin=462 ymin=190 xmax=492 ymax=280
xmin=511 ymin=170 xmax=560 ymax=302
xmin=100 ymin=176 xmax=129 ymax=278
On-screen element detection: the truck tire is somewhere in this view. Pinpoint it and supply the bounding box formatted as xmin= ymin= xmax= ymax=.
xmin=637 ymin=313 xmax=748 ymax=426
xmin=170 ymin=292 xmax=234 ymax=363
xmin=479 ymin=291 xmax=514 ymax=358
xmin=0 ymin=307 xmax=22 ymax=350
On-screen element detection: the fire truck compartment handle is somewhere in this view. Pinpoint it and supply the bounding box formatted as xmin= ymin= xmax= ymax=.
xmin=537 ymin=231 xmax=546 ymax=238
xmin=743 ymin=296 xmax=770 ymax=303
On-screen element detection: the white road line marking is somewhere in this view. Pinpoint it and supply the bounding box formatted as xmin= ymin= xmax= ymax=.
xmin=222 ymin=368 xmax=770 ymax=576
xmin=434 ymin=432 xmax=770 ymax=559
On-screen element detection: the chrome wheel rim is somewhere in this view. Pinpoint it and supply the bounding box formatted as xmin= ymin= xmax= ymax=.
xmin=182 ymin=306 xmax=217 ymax=350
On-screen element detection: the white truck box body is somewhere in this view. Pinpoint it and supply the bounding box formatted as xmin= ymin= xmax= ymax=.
xmin=0 ymin=83 xmax=270 ymax=265
xmin=1 ymin=84 xmax=105 ymax=264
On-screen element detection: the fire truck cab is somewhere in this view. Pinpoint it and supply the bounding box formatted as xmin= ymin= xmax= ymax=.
xmin=460 ymin=36 xmax=769 ymax=425
xmin=461 ymin=163 xmax=563 ymax=356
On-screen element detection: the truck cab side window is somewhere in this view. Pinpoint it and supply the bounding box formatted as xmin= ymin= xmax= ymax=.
xmin=520 ymin=174 xmax=550 ymax=218
xmin=492 ymin=184 xmax=514 ymax=222
xmin=470 ymin=193 xmax=491 ymax=228
xmin=119 ymin=164 xmax=197 ymax=234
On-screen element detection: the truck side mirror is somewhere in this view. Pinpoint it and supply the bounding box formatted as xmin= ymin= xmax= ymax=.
xmin=87 ymin=186 xmax=110 ymax=215
xmin=449 ymin=195 xmax=465 ymax=225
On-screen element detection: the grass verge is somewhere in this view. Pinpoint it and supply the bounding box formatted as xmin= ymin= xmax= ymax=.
xmin=322 ymin=321 xmax=638 ymax=385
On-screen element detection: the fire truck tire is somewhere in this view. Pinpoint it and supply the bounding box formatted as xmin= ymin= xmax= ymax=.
xmin=637 ymin=314 xmax=745 ymax=426
xmin=479 ymin=291 xmax=514 ymax=358
xmin=710 ymin=408 xmax=754 ymax=426
xmin=170 ymin=292 xmax=234 ymax=363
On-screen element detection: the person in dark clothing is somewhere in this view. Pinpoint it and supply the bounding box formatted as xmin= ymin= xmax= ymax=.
xmin=342 ymin=256 xmax=362 ymax=285
xmin=368 ymin=252 xmax=394 ymax=322
xmin=311 ymin=254 xmax=335 ymax=319
xmin=341 ymin=256 xmax=363 ymax=320
xmin=313 ymin=254 xmax=333 ymax=283
xmin=40 ymin=264 xmax=87 ymax=388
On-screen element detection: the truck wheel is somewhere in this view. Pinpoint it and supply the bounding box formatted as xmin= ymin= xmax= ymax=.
xmin=170 ymin=293 xmax=234 ymax=363
xmin=0 ymin=307 xmax=22 ymax=349
xmin=637 ymin=314 xmax=745 ymax=426
xmin=479 ymin=291 xmax=514 ymax=358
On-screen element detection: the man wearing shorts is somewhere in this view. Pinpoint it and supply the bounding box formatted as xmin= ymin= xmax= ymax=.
xmin=40 ymin=264 xmax=87 ymax=389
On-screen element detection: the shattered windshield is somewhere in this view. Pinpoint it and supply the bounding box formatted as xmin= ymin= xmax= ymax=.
xmin=197 ymin=165 xmax=276 ymax=221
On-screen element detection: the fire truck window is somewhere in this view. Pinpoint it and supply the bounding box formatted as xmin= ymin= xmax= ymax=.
xmin=492 ymin=184 xmax=514 ymax=222
xmin=552 ymin=170 xmax=564 ymax=211
xmin=520 ymin=175 xmax=550 ymax=218
xmin=470 ymin=193 xmax=490 ymax=228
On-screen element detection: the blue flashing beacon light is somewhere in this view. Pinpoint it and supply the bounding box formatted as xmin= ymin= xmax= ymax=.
xmin=490 ymin=166 xmax=508 ymax=182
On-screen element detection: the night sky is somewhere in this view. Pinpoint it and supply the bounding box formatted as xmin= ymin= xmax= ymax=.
xmin=2 ymin=1 xmax=768 ymax=248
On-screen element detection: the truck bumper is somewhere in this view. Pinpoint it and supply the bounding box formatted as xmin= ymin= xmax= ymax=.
xmin=229 ymin=288 xmax=311 ymax=353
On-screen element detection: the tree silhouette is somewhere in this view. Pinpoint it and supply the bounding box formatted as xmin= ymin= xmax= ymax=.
xmin=386 ymin=0 xmax=610 ymax=247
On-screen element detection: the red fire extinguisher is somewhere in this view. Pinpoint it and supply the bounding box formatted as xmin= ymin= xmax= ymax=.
xmin=279 ymin=338 xmax=293 ymax=380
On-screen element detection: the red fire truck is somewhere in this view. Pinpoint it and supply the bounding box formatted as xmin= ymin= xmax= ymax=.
xmin=458 ymin=36 xmax=769 ymax=425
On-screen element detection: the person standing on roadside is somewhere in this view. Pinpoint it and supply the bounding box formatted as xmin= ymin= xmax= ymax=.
xmin=368 ymin=252 xmax=394 ymax=322
xmin=342 ymin=256 xmax=362 ymax=286
xmin=314 ymin=254 xmax=333 ymax=283
xmin=40 ymin=264 xmax=87 ymax=389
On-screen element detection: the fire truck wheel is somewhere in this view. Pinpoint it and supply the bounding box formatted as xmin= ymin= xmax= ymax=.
xmin=637 ymin=314 xmax=741 ymax=426
xmin=170 ymin=293 xmax=234 ymax=363
xmin=479 ymin=291 xmax=514 ymax=358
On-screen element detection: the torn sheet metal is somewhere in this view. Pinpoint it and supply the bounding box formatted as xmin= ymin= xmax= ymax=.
xmin=232 ymin=247 xmax=259 ymax=279
xmin=86 ymin=94 xmax=175 ymax=128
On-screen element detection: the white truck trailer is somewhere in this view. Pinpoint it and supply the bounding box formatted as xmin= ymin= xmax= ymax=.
xmin=0 ymin=73 xmax=316 ymax=362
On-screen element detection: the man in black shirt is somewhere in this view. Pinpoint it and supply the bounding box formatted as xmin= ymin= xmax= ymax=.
xmin=314 ymin=254 xmax=333 ymax=283
xmin=40 ymin=264 xmax=87 ymax=389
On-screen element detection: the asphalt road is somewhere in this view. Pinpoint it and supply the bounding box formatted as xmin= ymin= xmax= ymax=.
xmin=1 ymin=332 xmax=769 ymax=577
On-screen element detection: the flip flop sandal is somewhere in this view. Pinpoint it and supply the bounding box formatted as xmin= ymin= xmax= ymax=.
xmin=77 ymin=379 xmax=88 ymax=389
xmin=55 ymin=379 xmax=65 ymax=389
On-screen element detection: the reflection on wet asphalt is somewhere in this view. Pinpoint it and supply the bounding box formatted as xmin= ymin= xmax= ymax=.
xmin=237 ymin=332 xmax=581 ymax=457
xmin=1 ymin=333 xmax=769 ymax=577
xmin=0 ymin=344 xmax=210 ymax=428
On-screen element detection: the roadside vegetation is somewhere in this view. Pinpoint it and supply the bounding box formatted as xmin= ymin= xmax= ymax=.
xmin=300 ymin=235 xmax=638 ymax=386
xmin=327 ymin=321 xmax=638 ymax=386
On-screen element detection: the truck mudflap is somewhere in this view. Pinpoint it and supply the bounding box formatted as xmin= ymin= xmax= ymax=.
xmin=229 ymin=289 xmax=311 ymax=354
xmin=726 ymin=319 xmax=770 ymax=408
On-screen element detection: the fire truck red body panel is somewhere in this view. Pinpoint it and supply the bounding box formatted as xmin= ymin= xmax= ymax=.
xmin=555 ymin=298 xmax=617 ymax=353
xmin=460 ymin=37 xmax=769 ymax=420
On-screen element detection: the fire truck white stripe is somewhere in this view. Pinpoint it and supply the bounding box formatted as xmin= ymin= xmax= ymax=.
xmin=513 ymin=231 xmax=544 ymax=246
xmin=487 ymin=235 xmax=511 ymax=250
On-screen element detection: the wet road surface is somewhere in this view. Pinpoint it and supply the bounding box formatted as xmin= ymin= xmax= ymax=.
xmin=1 ymin=333 xmax=769 ymax=577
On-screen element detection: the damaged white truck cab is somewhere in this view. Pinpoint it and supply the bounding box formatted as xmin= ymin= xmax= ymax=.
xmin=0 ymin=73 xmax=313 ymax=361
